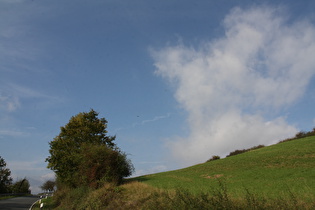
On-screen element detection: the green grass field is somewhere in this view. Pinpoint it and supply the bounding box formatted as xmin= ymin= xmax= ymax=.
xmin=133 ymin=136 xmax=315 ymax=200
xmin=51 ymin=136 xmax=315 ymax=209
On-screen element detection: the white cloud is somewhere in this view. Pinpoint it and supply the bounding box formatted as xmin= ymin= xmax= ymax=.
xmin=153 ymin=6 xmax=315 ymax=166
xmin=40 ymin=173 xmax=55 ymax=182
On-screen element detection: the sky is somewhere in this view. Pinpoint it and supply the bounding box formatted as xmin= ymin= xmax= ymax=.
xmin=1 ymin=0 xmax=315 ymax=194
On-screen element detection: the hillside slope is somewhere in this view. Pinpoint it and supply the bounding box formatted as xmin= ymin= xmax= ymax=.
xmin=135 ymin=136 xmax=315 ymax=199
xmin=50 ymin=136 xmax=314 ymax=209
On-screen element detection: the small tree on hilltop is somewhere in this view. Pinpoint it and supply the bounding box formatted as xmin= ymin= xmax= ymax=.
xmin=46 ymin=109 xmax=134 ymax=188
xmin=41 ymin=180 xmax=56 ymax=192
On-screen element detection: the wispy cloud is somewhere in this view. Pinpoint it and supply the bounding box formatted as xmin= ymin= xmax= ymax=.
xmin=8 ymin=160 xmax=45 ymax=172
xmin=0 ymin=6 xmax=44 ymax=74
xmin=8 ymin=83 xmax=56 ymax=99
xmin=114 ymin=113 xmax=171 ymax=133
xmin=133 ymin=113 xmax=171 ymax=127
xmin=0 ymin=3 xmax=61 ymax=115
xmin=0 ymin=93 xmax=20 ymax=112
xmin=0 ymin=129 xmax=27 ymax=137
xmin=153 ymin=6 xmax=315 ymax=166
xmin=0 ymin=83 xmax=63 ymax=114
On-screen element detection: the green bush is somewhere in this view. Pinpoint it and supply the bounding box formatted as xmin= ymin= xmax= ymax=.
xmin=52 ymin=186 xmax=90 ymax=209
xmin=279 ymin=127 xmax=315 ymax=143
xmin=226 ymin=149 xmax=248 ymax=157
xmin=79 ymin=143 xmax=134 ymax=188
xmin=206 ymin=155 xmax=220 ymax=162
xmin=226 ymin=145 xmax=265 ymax=158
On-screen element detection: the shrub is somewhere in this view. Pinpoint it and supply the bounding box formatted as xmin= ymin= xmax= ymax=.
xmin=279 ymin=127 xmax=315 ymax=143
xmin=51 ymin=186 xmax=90 ymax=209
xmin=226 ymin=149 xmax=247 ymax=157
xmin=79 ymin=143 xmax=134 ymax=188
xmin=81 ymin=184 xmax=122 ymax=209
xmin=249 ymin=144 xmax=265 ymax=150
xmin=226 ymin=145 xmax=265 ymax=158
xmin=207 ymin=155 xmax=220 ymax=162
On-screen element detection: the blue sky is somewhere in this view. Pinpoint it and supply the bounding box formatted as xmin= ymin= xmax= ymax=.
xmin=1 ymin=0 xmax=315 ymax=194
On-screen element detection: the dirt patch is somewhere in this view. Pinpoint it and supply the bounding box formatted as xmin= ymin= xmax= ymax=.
xmin=202 ymin=174 xmax=224 ymax=179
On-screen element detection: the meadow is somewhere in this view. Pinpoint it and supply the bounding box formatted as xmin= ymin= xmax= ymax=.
xmin=47 ymin=135 xmax=315 ymax=209
xmin=134 ymin=136 xmax=315 ymax=199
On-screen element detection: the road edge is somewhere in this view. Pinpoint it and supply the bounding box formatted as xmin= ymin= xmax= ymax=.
xmin=29 ymin=198 xmax=41 ymax=210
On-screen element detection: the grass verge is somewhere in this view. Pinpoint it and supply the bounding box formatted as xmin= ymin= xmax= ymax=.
xmin=50 ymin=181 xmax=315 ymax=209
xmin=31 ymin=196 xmax=54 ymax=210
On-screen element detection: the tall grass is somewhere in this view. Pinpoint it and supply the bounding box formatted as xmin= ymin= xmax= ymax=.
xmin=137 ymin=180 xmax=315 ymax=209
xmin=50 ymin=181 xmax=315 ymax=209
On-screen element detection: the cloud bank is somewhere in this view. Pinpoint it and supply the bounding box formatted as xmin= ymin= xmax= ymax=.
xmin=152 ymin=6 xmax=315 ymax=166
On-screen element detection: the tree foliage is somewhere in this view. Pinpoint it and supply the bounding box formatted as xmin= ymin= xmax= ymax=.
xmin=78 ymin=143 xmax=133 ymax=188
xmin=206 ymin=155 xmax=220 ymax=162
xmin=226 ymin=145 xmax=265 ymax=158
xmin=12 ymin=178 xmax=31 ymax=194
xmin=0 ymin=156 xmax=12 ymax=193
xmin=41 ymin=180 xmax=56 ymax=192
xmin=46 ymin=109 xmax=133 ymax=188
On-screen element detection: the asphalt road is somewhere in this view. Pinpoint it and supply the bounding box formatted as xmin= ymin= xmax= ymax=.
xmin=0 ymin=196 xmax=39 ymax=210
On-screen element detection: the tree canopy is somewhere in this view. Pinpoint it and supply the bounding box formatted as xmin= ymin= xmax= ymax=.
xmin=46 ymin=109 xmax=133 ymax=188
xmin=0 ymin=156 xmax=12 ymax=193
xmin=41 ymin=180 xmax=56 ymax=192
xmin=12 ymin=178 xmax=31 ymax=194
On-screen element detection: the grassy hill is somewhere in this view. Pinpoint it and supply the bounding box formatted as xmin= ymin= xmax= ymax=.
xmin=49 ymin=136 xmax=315 ymax=209
xmin=134 ymin=136 xmax=315 ymax=200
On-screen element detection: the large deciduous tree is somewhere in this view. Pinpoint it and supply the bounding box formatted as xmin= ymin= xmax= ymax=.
xmin=46 ymin=109 xmax=133 ymax=188
xmin=0 ymin=156 xmax=12 ymax=193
